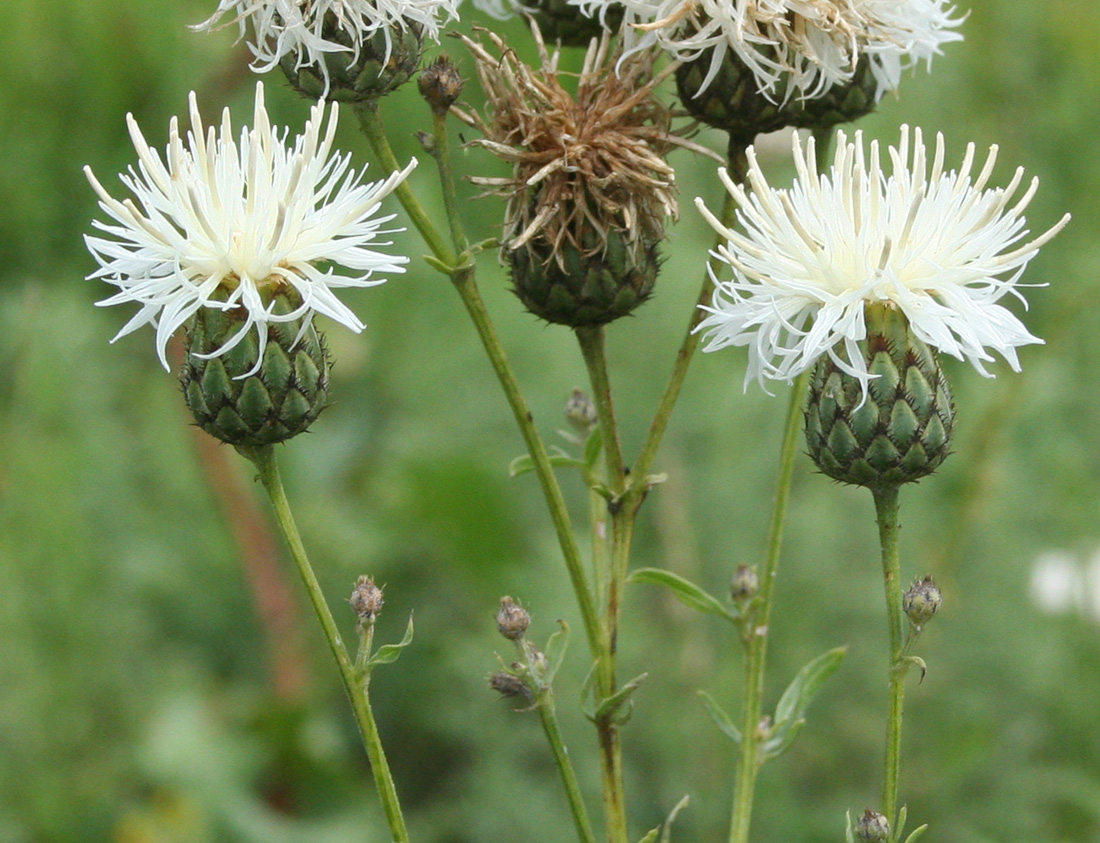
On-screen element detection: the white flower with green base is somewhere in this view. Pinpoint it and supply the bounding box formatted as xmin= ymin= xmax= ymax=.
xmin=84 ymin=82 xmax=415 ymax=372
xmin=697 ymin=126 xmax=1070 ymax=394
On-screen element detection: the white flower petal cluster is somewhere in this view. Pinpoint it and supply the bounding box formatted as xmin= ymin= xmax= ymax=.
xmin=573 ymin=0 xmax=963 ymax=100
xmin=195 ymin=0 xmax=460 ymax=93
xmin=696 ymin=126 xmax=1070 ymax=392
xmin=84 ymin=82 xmax=416 ymax=370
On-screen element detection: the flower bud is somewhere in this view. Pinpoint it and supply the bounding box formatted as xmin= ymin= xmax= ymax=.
xmin=418 ymin=55 xmax=463 ymax=115
xmin=349 ymin=576 xmax=385 ymax=622
xmin=488 ymin=671 xmax=532 ymax=701
xmin=730 ymin=564 xmax=759 ymax=602
xmin=564 ymin=388 xmax=597 ymax=433
xmin=904 ymin=575 xmax=942 ymax=629
xmin=497 ymin=596 xmax=531 ymax=641
xmin=854 ymin=809 xmax=890 ymax=842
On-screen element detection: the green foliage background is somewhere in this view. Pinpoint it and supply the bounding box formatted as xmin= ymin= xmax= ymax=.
xmin=0 ymin=1 xmax=1097 ymax=841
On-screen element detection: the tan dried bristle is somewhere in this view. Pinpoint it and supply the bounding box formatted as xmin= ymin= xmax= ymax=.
xmin=454 ymin=24 xmax=682 ymax=268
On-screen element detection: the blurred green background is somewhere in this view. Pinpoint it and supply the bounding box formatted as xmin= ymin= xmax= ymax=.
xmin=1 ymin=1 xmax=1098 ymax=841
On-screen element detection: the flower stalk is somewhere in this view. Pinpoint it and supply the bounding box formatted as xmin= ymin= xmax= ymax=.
xmin=727 ymin=368 xmax=810 ymax=843
xmin=873 ymin=482 xmax=906 ymax=831
xmin=241 ymin=444 xmax=410 ymax=843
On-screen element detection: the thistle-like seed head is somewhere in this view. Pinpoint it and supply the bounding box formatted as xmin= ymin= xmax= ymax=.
xmin=455 ymin=23 xmax=696 ymax=324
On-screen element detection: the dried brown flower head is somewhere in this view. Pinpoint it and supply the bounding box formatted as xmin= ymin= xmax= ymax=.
xmin=454 ymin=24 xmax=681 ymax=265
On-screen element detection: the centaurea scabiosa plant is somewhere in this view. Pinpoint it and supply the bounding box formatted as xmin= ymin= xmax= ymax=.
xmin=84 ymin=81 xmax=418 ymax=842
xmin=698 ymin=125 xmax=1069 ymax=840
xmin=80 ymin=0 xmax=1073 ymax=839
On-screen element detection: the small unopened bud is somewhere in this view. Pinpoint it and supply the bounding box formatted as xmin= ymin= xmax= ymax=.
xmin=418 ymin=55 xmax=463 ymax=115
xmin=854 ymin=809 xmax=890 ymax=842
xmin=564 ymin=388 xmax=597 ymax=433
xmin=349 ymin=576 xmax=384 ymax=622
xmin=488 ymin=671 xmax=532 ymax=701
xmin=730 ymin=564 xmax=759 ymax=602
xmin=903 ymin=575 xmax=942 ymax=628
xmin=497 ymin=596 xmax=531 ymax=640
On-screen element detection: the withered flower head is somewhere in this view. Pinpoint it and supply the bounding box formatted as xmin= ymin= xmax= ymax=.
xmin=455 ymin=24 xmax=690 ymax=326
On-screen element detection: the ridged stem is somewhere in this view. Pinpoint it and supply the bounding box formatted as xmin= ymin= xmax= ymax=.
xmin=353 ymin=103 xmax=458 ymax=268
xmin=872 ymin=482 xmax=906 ymax=833
xmin=241 ymin=444 xmax=410 ymax=843
xmin=576 ymin=324 xmax=631 ymax=843
xmin=727 ymin=369 xmax=810 ymax=843
xmin=354 ymin=98 xmax=603 ymax=662
xmin=629 ymin=146 xmax=747 ymax=503
xmin=728 ymin=127 xmax=835 ymax=843
xmin=537 ymin=688 xmax=600 ymax=843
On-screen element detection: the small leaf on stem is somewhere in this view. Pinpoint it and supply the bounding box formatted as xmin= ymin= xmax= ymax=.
xmin=627 ymin=568 xmax=739 ymax=622
xmin=697 ymin=690 xmax=742 ymax=744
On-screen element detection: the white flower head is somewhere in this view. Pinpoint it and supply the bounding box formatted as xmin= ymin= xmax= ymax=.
xmin=574 ymin=0 xmax=964 ymax=100
xmin=195 ymin=0 xmax=460 ymax=94
xmin=84 ymin=82 xmax=416 ymax=371
xmin=696 ymin=126 xmax=1070 ymax=393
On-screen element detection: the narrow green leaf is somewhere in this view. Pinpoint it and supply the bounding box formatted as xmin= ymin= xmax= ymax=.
xmin=637 ymin=830 xmax=659 ymax=843
xmin=579 ymin=661 xmax=599 ymax=721
xmin=902 ymin=824 xmax=929 ymax=843
xmin=594 ymin=672 xmax=648 ymax=724
xmin=697 ymin=691 xmax=741 ymax=744
xmin=584 ymin=426 xmax=603 ymax=470
xmin=774 ymin=646 xmax=846 ymax=727
xmin=368 ymin=614 xmax=415 ymax=668
xmin=627 ymin=568 xmax=737 ymax=622
xmin=509 ymin=454 xmax=535 ymax=477
xmin=509 ymin=452 xmax=587 ymax=478
xmin=543 ymin=620 xmax=570 ymax=685
xmin=423 ymin=254 xmax=455 ymax=276
xmin=844 ymin=810 xmax=856 ymax=843
xmin=659 ymin=794 xmax=690 ymax=843
xmin=763 ymin=718 xmax=804 ymax=760
xmin=766 ymin=646 xmax=846 ymax=760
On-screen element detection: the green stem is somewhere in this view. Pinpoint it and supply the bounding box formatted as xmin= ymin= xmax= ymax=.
xmin=575 ymin=324 xmax=632 ymax=843
xmin=576 ymin=326 xmax=627 ymax=495
xmin=242 ymin=445 xmax=410 ymax=843
xmin=537 ymin=689 xmax=600 ymax=843
xmin=431 ymin=108 xmax=470 ymax=257
xmin=353 ymin=102 xmax=458 ymax=268
xmin=630 ymin=146 xmax=748 ymax=502
xmin=355 ymin=99 xmax=602 ymax=661
xmin=873 ymin=483 xmax=905 ymax=833
xmin=449 ymin=269 xmax=604 ymax=660
xmin=727 ymin=369 xmax=810 ymax=843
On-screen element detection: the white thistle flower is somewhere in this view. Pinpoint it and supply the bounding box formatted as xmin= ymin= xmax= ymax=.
xmin=575 ymin=0 xmax=963 ymax=100
xmin=194 ymin=0 xmax=460 ymax=94
xmin=84 ymin=82 xmax=416 ymax=371
xmin=696 ymin=125 xmax=1070 ymax=392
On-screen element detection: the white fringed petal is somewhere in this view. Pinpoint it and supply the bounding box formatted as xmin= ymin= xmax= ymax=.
xmin=696 ymin=126 xmax=1070 ymax=392
xmin=85 ymin=82 xmax=416 ymax=370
